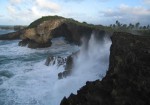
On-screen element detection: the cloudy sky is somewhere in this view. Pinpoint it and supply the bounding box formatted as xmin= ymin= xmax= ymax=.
xmin=0 ymin=0 xmax=150 ymax=26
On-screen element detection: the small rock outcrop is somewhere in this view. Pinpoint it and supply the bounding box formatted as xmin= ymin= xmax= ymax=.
xmin=45 ymin=56 xmax=67 ymax=67
xmin=45 ymin=51 xmax=79 ymax=79
xmin=45 ymin=55 xmax=74 ymax=79
xmin=58 ymin=55 xmax=74 ymax=79
xmin=60 ymin=32 xmax=150 ymax=105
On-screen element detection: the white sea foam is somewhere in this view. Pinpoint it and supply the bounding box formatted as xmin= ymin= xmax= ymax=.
xmin=0 ymin=34 xmax=111 ymax=105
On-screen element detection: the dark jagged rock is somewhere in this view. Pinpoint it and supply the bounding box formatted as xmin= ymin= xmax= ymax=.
xmin=58 ymin=71 xmax=70 ymax=79
xmin=45 ymin=55 xmax=74 ymax=79
xmin=45 ymin=51 xmax=78 ymax=79
xmin=60 ymin=32 xmax=150 ymax=105
xmin=19 ymin=38 xmax=52 ymax=48
xmin=58 ymin=55 xmax=74 ymax=79
xmin=58 ymin=51 xmax=80 ymax=79
xmin=27 ymin=39 xmax=52 ymax=48
xmin=18 ymin=38 xmax=30 ymax=46
xmin=64 ymin=55 xmax=73 ymax=72
xmin=45 ymin=56 xmax=67 ymax=66
xmin=45 ymin=56 xmax=54 ymax=66
xmin=65 ymin=23 xmax=92 ymax=44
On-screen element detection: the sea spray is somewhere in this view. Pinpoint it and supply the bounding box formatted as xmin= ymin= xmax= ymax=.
xmin=0 ymin=33 xmax=111 ymax=105
xmin=71 ymin=33 xmax=111 ymax=79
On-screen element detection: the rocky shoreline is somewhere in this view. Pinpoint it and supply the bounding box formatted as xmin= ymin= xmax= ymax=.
xmin=60 ymin=32 xmax=150 ymax=105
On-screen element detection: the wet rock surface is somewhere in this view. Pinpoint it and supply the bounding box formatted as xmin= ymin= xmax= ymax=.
xmin=45 ymin=52 xmax=77 ymax=79
xmin=45 ymin=56 xmax=67 ymax=67
xmin=19 ymin=38 xmax=52 ymax=48
xmin=60 ymin=32 xmax=150 ymax=105
xmin=58 ymin=55 xmax=74 ymax=79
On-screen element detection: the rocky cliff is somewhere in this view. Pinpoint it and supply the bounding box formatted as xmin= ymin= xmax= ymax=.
xmin=0 ymin=16 xmax=104 ymax=48
xmin=60 ymin=32 xmax=150 ymax=105
xmin=19 ymin=16 xmax=95 ymax=48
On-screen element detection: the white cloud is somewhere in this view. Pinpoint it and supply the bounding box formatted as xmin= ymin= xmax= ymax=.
xmin=10 ymin=0 xmax=22 ymax=4
xmin=36 ymin=0 xmax=60 ymax=12
xmin=143 ymin=0 xmax=150 ymax=5
xmin=6 ymin=5 xmax=56 ymax=25
xmin=63 ymin=0 xmax=111 ymax=2
xmin=5 ymin=0 xmax=62 ymax=25
xmin=100 ymin=4 xmax=150 ymax=25
xmin=119 ymin=4 xmax=150 ymax=16
xmin=7 ymin=5 xmax=16 ymax=14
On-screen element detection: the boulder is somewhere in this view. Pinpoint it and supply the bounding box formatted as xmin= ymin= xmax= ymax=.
xmin=18 ymin=38 xmax=30 ymax=46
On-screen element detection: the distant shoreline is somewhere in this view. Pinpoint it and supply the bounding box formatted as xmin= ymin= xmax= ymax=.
xmin=0 ymin=25 xmax=27 ymax=31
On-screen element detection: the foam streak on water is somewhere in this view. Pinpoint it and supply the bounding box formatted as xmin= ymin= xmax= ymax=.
xmin=0 ymin=33 xmax=111 ymax=105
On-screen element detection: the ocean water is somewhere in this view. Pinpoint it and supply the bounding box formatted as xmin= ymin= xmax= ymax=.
xmin=0 ymin=30 xmax=111 ymax=105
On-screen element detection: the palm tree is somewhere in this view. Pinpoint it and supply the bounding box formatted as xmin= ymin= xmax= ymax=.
xmin=135 ymin=22 xmax=140 ymax=29
xmin=143 ymin=26 xmax=146 ymax=30
xmin=122 ymin=24 xmax=127 ymax=29
xmin=128 ymin=23 xmax=134 ymax=29
xmin=147 ymin=25 xmax=150 ymax=29
xmin=116 ymin=20 xmax=121 ymax=28
xmin=113 ymin=24 xmax=116 ymax=28
xmin=110 ymin=24 xmax=112 ymax=28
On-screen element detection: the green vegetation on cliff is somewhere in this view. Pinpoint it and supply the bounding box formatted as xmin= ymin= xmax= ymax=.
xmin=28 ymin=16 xmax=64 ymax=28
xmin=28 ymin=15 xmax=104 ymax=30
xmin=109 ymin=20 xmax=150 ymax=35
xmin=28 ymin=15 xmax=150 ymax=36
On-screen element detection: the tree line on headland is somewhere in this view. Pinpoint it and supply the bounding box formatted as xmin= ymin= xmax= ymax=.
xmin=0 ymin=25 xmax=27 ymax=31
xmin=0 ymin=15 xmax=149 ymax=36
xmin=109 ymin=20 xmax=150 ymax=30
xmin=105 ymin=20 xmax=150 ymax=36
